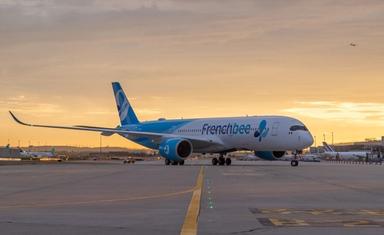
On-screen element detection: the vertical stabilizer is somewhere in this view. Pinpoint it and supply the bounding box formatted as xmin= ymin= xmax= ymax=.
xmin=322 ymin=142 xmax=335 ymax=152
xmin=112 ymin=82 xmax=140 ymax=125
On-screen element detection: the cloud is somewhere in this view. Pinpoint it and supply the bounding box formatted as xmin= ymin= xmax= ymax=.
xmin=283 ymin=101 xmax=384 ymax=125
xmin=0 ymin=95 xmax=64 ymax=116
xmin=7 ymin=95 xmax=25 ymax=102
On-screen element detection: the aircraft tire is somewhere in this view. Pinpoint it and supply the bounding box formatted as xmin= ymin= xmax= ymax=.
xmin=225 ymin=157 xmax=232 ymax=166
xmin=171 ymin=161 xmax=178 ymax=165
xmin=212 ymin=158 xmax=218 ymax=166
xmin=165 ymin=159 xmax=171 ymax=165
xmin=291 ymin=160 xmax=299 ymax=167
xmin=179 ymin=160 xmax=185 ymax=165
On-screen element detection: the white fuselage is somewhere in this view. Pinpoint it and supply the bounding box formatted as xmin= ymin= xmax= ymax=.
xmin=20 ymin=151 xmax=55 ymax=159
xmin=124 ymin=116 xmax=314 ymax=153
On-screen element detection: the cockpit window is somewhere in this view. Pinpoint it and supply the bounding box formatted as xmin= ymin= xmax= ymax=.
xmin=290 ymin=125 xmax=308 ymax=131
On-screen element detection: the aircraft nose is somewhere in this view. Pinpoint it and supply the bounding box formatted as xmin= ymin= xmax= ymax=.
xmin=303 ymin=133 xmax=314 ymax=147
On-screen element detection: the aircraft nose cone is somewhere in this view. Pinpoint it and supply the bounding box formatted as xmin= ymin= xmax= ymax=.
xmin=304 ymin=133 xmax=314 ymax=147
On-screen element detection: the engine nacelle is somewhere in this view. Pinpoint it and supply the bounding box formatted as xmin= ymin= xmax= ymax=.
xmin=159 ymin=138 xmax=193 ymax=161
xmin=254 ymin=151 xmax=286 ymax=161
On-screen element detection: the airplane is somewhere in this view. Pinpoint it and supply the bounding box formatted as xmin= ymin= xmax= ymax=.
xmin=9 ymin=82 xmax=314 ymax=167
xmin=253 ymin=152 xmax=320 ymax=162
xmin=321 ymin=142 xmax=369 ymax=160
xmin=300 ymin=154 xmax=321 ymax=162
xmin=18 ymin=147 xmax=56 ymax=159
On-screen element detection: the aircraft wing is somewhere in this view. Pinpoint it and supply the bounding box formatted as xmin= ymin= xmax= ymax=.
xmin=9 ymin=111 xmax=223 ymax=148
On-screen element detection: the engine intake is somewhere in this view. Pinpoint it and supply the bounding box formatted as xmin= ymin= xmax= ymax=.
xmin=159 ymin=138 xmax=193 ymax=161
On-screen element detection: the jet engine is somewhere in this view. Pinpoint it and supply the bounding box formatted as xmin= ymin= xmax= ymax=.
xmin=254 ymin=151 xmax=286 ymax=160
xmin=159 ymin=138 xmax=193 ymax=161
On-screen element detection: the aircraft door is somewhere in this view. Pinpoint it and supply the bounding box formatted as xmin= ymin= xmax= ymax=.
xmin=271 ymin=122 xmax=280 ymax=136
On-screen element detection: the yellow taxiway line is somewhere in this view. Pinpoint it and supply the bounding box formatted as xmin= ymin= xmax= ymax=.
xmin=0 ymin=188 xmax=194 ymax=209
xmin=180 ymin=166 xmax=204 ymax=235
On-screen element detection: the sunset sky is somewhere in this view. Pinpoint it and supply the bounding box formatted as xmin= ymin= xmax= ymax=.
xmin=1 ymin=0 xmax=384 ymax=149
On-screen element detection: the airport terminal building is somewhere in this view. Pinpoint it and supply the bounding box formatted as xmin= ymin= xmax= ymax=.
xmin=311 ymin=136 xmax=384 ymax=153
xmin=333 ymin=137 xmax=384 ymax=152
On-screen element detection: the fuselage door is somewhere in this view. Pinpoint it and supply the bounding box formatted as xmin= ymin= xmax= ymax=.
xmin=271 ymin=122 xmax=280 ymax=136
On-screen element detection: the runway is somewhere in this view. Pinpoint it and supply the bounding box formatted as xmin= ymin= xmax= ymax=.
xmin=0 ymin=160 xmax=383 ymax=235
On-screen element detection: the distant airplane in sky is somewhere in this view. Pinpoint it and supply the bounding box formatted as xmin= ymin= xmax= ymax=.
xmin=350 ymin=42 xmax=357 ymax=47
xmin=9 ymin=82 xmax=313 ymax=167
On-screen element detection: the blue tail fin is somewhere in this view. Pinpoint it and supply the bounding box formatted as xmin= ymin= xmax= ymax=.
xmin=112 ymin=82 xmax=140 ymax=125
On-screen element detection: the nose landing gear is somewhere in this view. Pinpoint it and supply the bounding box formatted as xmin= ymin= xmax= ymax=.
xmin=291 ymin=151 xmax=300 ymax=167
xmin=291 ymin=160 xmax=299 ymax=167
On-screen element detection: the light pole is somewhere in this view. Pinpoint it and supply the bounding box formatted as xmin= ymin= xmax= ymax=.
xmin=99 ymin=135 xmax=102 ymax=157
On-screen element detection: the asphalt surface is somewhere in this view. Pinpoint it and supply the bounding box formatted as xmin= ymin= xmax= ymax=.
xmin=0 ymin=160 xmax=383 ymax=235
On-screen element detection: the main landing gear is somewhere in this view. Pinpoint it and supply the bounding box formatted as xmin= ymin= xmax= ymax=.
xmin=165 ymin=159 xmax=185 ymax=166
xmin=212 ymin=154 xmax=232 ymax=166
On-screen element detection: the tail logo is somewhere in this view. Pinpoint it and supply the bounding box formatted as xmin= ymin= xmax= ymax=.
xmin=254 ymin=120 xmax=269 ymax=142
xmin=115 ymin=89 xmax=129 ymax=122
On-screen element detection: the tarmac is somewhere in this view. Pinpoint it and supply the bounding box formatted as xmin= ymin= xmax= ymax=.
xmin=0 ymin=160 xmax=383 ymax=235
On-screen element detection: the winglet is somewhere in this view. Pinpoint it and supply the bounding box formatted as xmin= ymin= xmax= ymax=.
xmin=9 ymin=111 xmax=32 ymax=126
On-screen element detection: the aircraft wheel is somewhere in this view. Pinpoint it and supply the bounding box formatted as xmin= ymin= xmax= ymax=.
xmin=171 ymin=161 xmax=178 ymax=165
xmin=219 ymin=156 xmax=225 ymax=166
xmin=165 ymin=159 xmax=171 ymax=165
xmin=179 ymin=160 xmax=185 ymax=165
xmin=291 ymin=160 xmax=299 ymax=167
xmin=225 ymin=157 xmax=232 ymax=166
xmin=212 ymin=158 xmax=218 ymax=166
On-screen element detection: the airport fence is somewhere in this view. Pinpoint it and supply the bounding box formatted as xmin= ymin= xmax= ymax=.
xmin=327 ymin=159 xmax=383 ymax=165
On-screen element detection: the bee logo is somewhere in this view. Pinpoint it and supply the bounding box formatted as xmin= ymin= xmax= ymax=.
xmin=254 ymin=120 xmax=269 ymax=142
